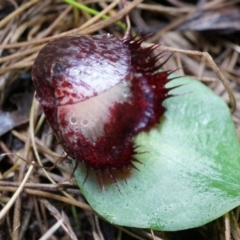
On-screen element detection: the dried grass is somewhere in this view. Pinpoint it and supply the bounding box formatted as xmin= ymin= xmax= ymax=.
xmin=0 ymin=0 xmax=240 ymax=239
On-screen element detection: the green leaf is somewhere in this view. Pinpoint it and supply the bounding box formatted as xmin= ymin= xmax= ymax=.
xmin=75 ymin=76 xmax=240 ymax=231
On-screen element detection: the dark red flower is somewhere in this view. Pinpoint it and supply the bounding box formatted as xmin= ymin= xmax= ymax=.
xmin=32 ymin=34 xmax=173 ymax=187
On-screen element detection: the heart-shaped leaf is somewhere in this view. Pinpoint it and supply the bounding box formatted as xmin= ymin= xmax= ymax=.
xmin=75 ymin=76 xmax=240 ymax=231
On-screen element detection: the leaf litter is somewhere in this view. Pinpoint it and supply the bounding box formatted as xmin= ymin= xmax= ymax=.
xmin=0 ymin=0 xmax=240 ymax=239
